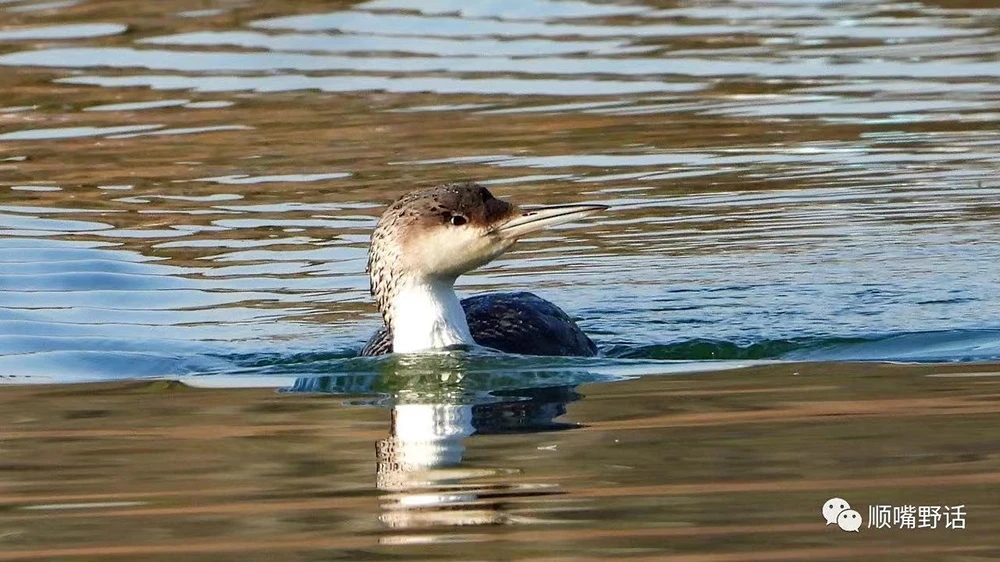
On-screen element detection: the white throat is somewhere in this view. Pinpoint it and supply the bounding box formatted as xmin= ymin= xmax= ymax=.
xmin=389 ymin=277 xmax=475 ymax=353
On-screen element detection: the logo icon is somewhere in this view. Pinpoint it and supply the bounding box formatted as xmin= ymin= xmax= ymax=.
xmin=823 ymin=497 xmax=851 ymax=526
xmin=837 ymin=509 xmax=862 ymax=532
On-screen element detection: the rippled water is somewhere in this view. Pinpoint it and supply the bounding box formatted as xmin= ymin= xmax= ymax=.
xmin=1 ymin=0 xmax=1000 ymax=558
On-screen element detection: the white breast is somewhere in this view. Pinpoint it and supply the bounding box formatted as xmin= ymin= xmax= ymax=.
xmin=390 ymin=278 xmax=476 ymax=353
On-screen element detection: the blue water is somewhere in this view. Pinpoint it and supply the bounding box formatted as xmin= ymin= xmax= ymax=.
xmin=1 ymin=0 xmax=999 ymax=387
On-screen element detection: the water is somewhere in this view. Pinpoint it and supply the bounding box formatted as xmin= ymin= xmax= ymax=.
xmin=1 ymin=0 xmax=999 ymax=558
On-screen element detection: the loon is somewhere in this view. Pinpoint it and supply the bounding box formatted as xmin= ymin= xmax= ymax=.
xmin=360 ymin=182 xmax=607 ymax=357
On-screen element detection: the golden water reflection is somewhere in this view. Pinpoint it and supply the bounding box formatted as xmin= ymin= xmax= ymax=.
xmin=1 ymin=361 xmax=999 ymax=560
xmin=374 ymin=389 xmax=579 ymax=533
xmin=291 ymin=359 xmax=582 ymax=535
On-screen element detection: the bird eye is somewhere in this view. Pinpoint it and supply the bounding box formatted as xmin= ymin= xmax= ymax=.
xmin=450 ymin=215 xmax=467 ymax=226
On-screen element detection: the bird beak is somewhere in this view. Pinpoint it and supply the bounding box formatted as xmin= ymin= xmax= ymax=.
xmin=495 ymin=203 xmax=608 ymax=240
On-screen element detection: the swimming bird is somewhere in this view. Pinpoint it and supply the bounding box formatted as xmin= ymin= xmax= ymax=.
xmin=360 ymin=182 xmax=607 ymax=357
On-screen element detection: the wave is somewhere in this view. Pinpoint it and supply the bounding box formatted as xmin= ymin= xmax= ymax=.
xmin=607 ymin=329 xmax=1000 ymax=363
xmin=3 ymin=328 xmax=999 ymax=386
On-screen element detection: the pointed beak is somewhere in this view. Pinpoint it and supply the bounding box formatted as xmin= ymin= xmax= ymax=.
xmin=495 ymin=203 xmax=608 ymax=240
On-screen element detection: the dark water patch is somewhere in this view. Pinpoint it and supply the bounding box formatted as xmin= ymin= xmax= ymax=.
xmin=787 ymin=329 xmax=1000 ymax=363
xmin=610 ymin=329 xmax=1000 ymax=363
xmin=607 ymin=337 xmax=846 ymax=361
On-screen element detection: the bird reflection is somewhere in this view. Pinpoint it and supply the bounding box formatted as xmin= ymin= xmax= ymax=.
xmin=376 ymin=384 xmax=579 ymax=529
xmin=286 ymin=354 xmax=584 ymax=532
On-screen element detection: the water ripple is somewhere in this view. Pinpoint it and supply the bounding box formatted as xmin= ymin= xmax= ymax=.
xmin=0 ymin=0 xmax=998 ymax=382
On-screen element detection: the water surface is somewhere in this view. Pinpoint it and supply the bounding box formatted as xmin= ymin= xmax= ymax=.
xmin=1 ymin=0 xmax=999 ymax=558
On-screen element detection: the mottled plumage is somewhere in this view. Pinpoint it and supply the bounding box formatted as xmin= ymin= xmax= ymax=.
xmin=361 ymin=182 xmax=604 ymax=357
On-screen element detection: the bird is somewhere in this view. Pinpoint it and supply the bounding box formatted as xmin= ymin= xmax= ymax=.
xmin=360 ymin=182 xmax=607 ymax=357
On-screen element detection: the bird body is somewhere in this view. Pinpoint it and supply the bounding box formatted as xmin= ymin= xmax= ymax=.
xmin=361 ymin=291 xmax=598 ymax=356
xmin=361 ymin=183 xmax=605 ymax=357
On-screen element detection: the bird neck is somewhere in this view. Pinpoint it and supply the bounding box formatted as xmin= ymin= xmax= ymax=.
xmin=385 ymin=275 xmax=476 ymax=353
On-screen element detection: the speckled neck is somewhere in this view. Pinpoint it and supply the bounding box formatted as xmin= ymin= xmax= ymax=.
xmin=367 ymin=248 xmax=474 ymax=352
xmin=367 ymin=202 xmax=474 ymax=352
xmin=367 ymin=221 xmax=403 ymax=332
